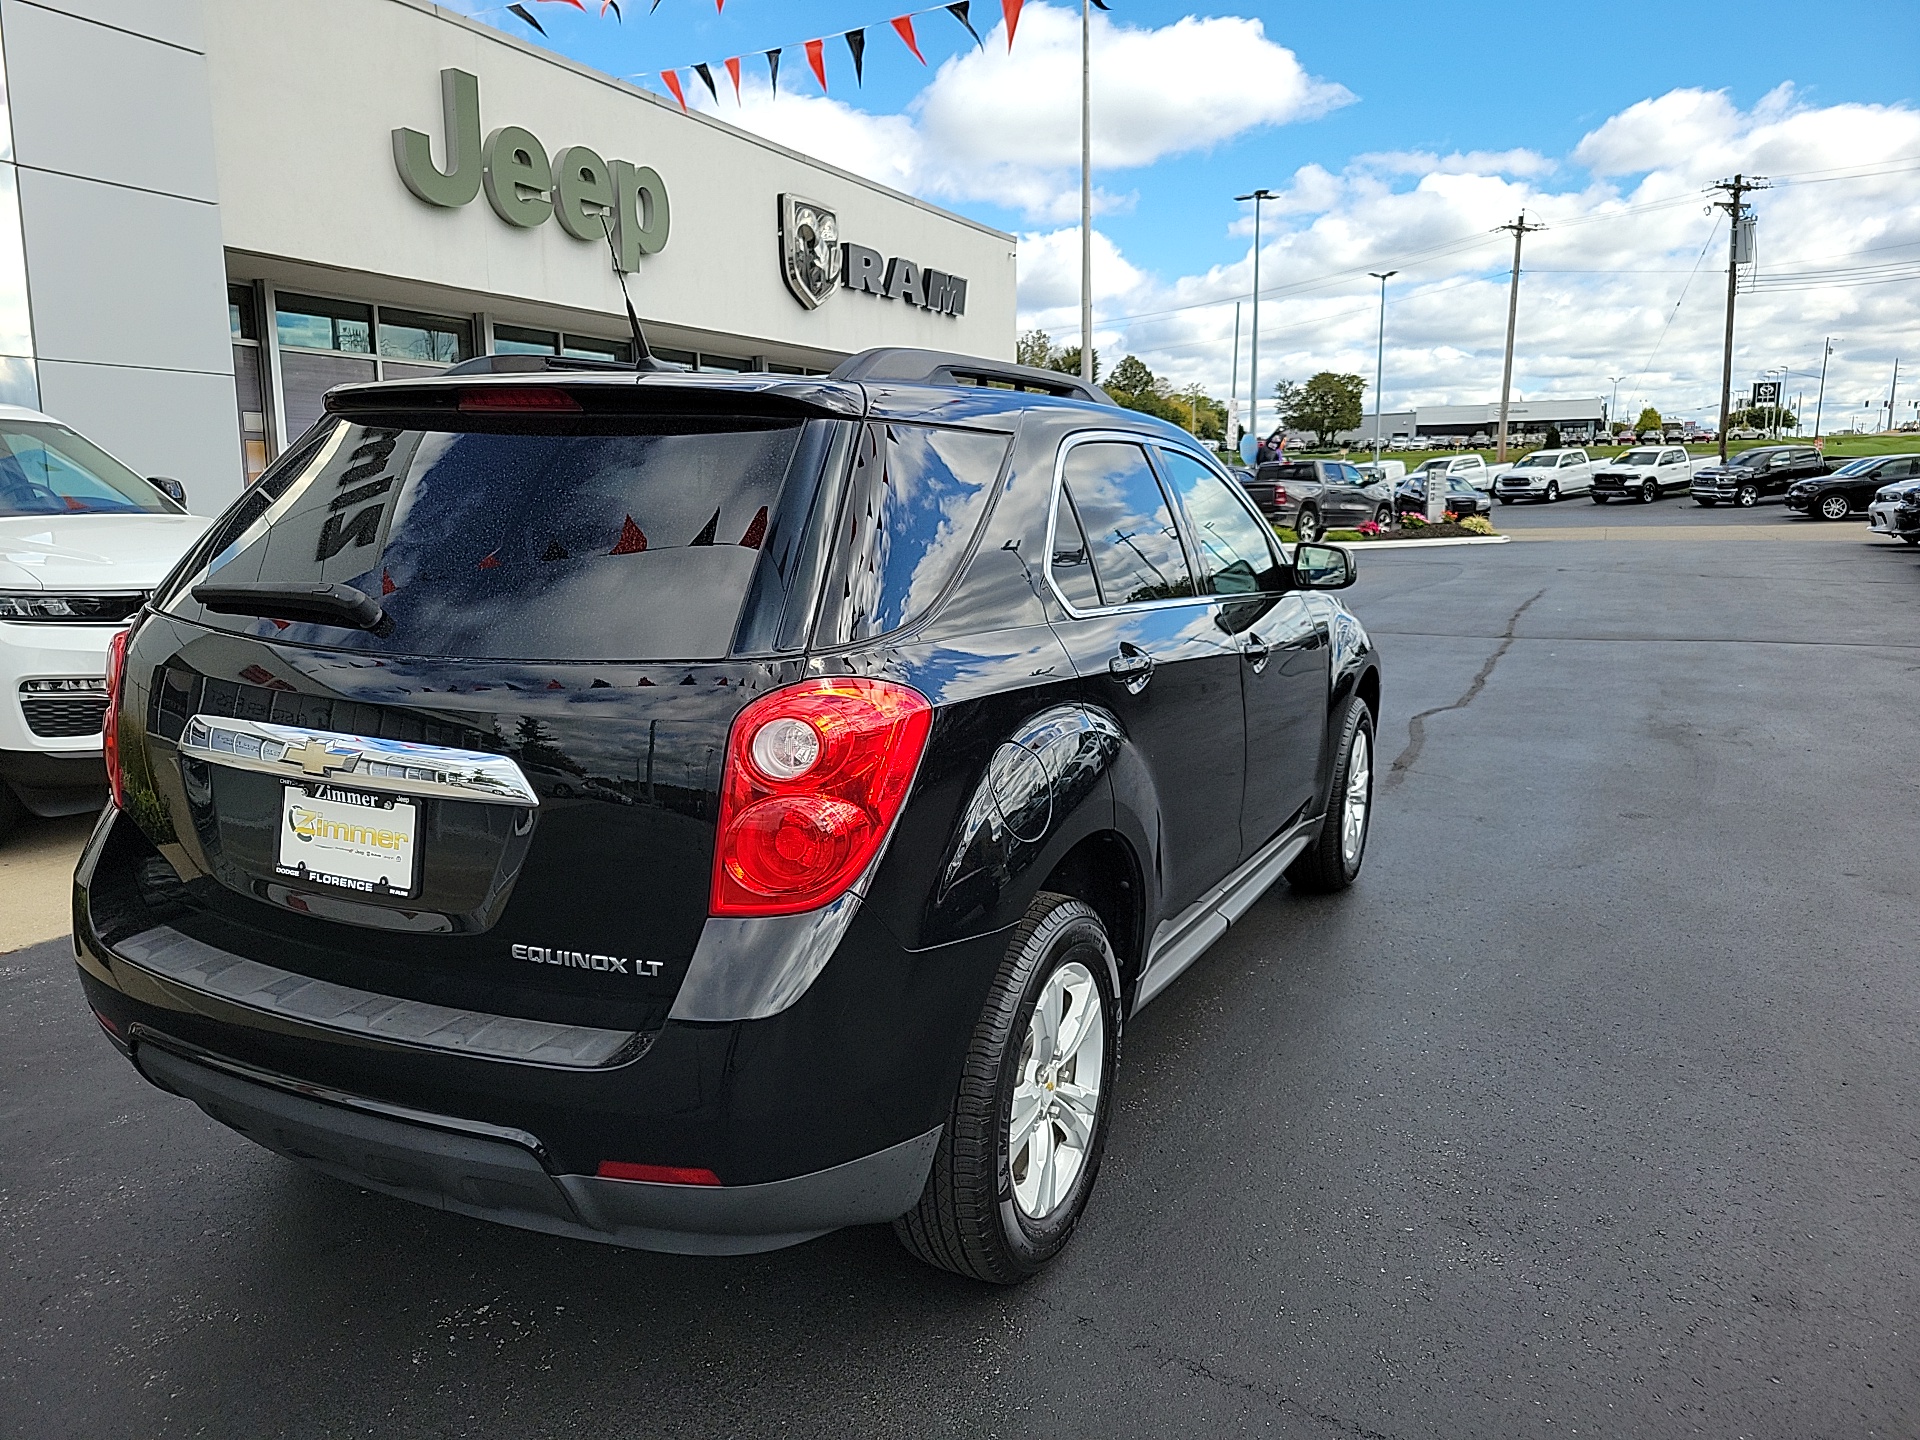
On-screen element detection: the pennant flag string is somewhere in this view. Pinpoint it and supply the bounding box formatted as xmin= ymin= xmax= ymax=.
xmin=691 ymin=61 xmax=719 ymax=103
xmin=764 ymin=47 xmax=781 ymax=94
xmin=506 ymin=3 xmax=546 ymax=35
xmin=1000 ymin=0 xmax=1022 ymax=50
xmin=723 ymin=54 xmax=742 ymax=100
xmin=890 ymin=14 xmax=925 ymax=63
xmin=661 ymin=67 xmax=688 ymax=110
xmin=844 ymin=28 xmax=866 ymax=86
xmin=946 ymin=2 xmax=981 ymax=49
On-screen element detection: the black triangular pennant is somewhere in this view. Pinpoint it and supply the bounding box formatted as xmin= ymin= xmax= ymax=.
xmin=692 ymin=62 xmax=719 ymax=104
xmin=1090 ymin=0 xmax=1108 ymax=8
xmin=844 ymin=29 xmax=866 ymax=85
xmin=945 ymin=2 xmax=982 ymax=48
xmin=541 ymin=540 xmax=569 ymax=562
xmin=764 ymin=48 xmax=781 ymax=96
xmin=689 ymin=508 xmax=720 ymax=546
xmin=506 ymin=3 xmax=546 ymax=35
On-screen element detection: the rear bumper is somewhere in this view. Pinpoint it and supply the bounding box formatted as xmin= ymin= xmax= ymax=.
xmin=135 ymin=1038 xmax=939 ymax=1254
xmin=0 ymin=746 xmax=105 ymax=814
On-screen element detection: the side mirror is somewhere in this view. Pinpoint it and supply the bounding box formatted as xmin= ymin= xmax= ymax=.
xmin=1292 ymin=542 xmax=1355 ymax=590
xmin=146 ymin=475 xmax=187 ymax=506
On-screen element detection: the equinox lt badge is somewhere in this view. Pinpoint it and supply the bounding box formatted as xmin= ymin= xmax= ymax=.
xmin=511 ymin=944 xmax=663 ymax=977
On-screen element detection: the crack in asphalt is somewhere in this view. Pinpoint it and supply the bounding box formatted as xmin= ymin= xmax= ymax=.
xmin=1384 ymin=587 xmax=1545 ymax=790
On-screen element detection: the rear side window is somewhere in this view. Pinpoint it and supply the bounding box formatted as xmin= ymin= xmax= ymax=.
xmin=166 ymin=416 xmax=814 ymax=661
xmin=1155 ymin=449 xmax=1282 ymax=596
xmin=812 ymin=422 xmax=1011 ymax=647
xmin=1049 ymin=488 xmax=1102 ymax=610
xmin=1060 ymin=441 xmax=1195 ymax=606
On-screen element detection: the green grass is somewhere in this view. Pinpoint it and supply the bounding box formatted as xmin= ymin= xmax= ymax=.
xmin=1298 ymin=433 xmax=1920 ymax=468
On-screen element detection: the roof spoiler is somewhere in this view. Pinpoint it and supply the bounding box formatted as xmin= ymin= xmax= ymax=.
xmin=441 ymin=352 xmax=688 ymax=377
xmin=832 ymin=347 xmax=1114 ymax=405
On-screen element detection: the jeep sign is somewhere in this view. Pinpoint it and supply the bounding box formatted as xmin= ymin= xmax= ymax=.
xmin=392 ymin=69 xmax=668 ymax=270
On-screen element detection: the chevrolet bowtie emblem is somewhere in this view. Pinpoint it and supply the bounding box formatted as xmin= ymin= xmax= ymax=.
xmin=287 ymin=738 xmax=361 ymax=777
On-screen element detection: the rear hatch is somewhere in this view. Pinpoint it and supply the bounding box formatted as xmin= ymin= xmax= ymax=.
xmin=114 ymin=380 xmax=858 ymax=1033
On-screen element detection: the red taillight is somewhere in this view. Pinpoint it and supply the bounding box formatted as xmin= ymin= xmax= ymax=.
xmin=457 ymin=388 xmax=583 ymax=412
xmin=1272 ymin=484 xmax=1289 ymax=505
xmin=711 ymin=678 xmax=932 ymax=918
xmin=102 ymin=627 xmax=129 ymax=809
xmin=596 ymin=1161 xmax=722 ymax=1186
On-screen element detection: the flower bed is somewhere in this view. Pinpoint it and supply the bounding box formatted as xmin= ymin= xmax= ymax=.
xmin=1325 ymin=514 xmax=1497 ymax=542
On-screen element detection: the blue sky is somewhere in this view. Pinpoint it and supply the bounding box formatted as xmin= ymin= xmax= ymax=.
xmin=462 ymin=0 xmax=1919 ymax=428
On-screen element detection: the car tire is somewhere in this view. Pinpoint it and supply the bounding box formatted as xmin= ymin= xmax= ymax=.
xmin=1818 ymin=492 xmax=1851 ymax=520
xmin=1287 ymin=695 xmax=1375 ymax=895
xmin=1736 ymin=483 xmax=1760 ymax=507
xmin=1374 ymin=505 xmax=1393 ymax=527
xmin=1545 ymin=481 xmax=1560 ymax=503
xmin=1296 ymin=507 xmax=1322 ymax=543
xmin=1641 ymin=480 xmax=1658 ymax=504
xmin=1696 ymin=498 xmax=1716 ymax=507
xmin=1498 ymin=496 xmax=1513 ymax=505
xmin=893 ymin=893 xmax=1121 ymax=1284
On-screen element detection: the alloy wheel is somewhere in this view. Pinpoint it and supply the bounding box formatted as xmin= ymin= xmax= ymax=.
xmin=1009 ymin=961 xmax=1105 ymax=1221
xmin=1341 ymin=726 xmax=1372 ymax=867
xmin=1642 ymin=480 xmax=1657 ymax=503
xmin=1737 ymin=483 xmax=1759 ymax=507
xmin=1546 ymin=481 xmax=1560 ymax=502
xmin=1819 ymin=493 xmax=1850 ymax=520
xmin=1297 ymin=509 xmax=1321 ymax=542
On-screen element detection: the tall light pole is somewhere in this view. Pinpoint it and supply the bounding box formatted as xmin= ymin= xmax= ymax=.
xmin=1368 ymin=271 xmax=1396 ymax=463
xmin=1812 ymin=337 xmax=1834 ymax=443
xmin=1766 ymin=366 xmax=1787 ymax=438
xmin=1608 ymin=375 xmax=1625 ymax=435
xmin=1228 ymin=301 xmax=1241 ymax=448
xmin=1078 ymin=0 xmax=1093 ymax=383
xmin=1888 ymin=357 xmax=1902 ymax=433
xmin=1494 ymin=212 xmax=1545 ymax=464
xmin=1236 ymin=189 xmax=1276 ymax=449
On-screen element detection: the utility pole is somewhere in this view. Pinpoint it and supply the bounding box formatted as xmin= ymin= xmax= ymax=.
xmin=1608 ymin=375 xmax=1625 ymax=435
xmin=1078 ymin=0 xmax=1093 ymax=384
xmin=1369 ymin=271 xmax=1396 ymax=463
xmin=1813 ymin=337 xmax=1834 ymax=443
xmin=1710 ymin=173 xmax=1768 ymax=461
xmin=1236 ymin=189 xmax=1277 ymax=449
xmin=1229 ymin=301 xmax=1241 ymax=447
xmin=1494 ymin=212 xmax=1546 ymax=464
xmin=1888 ymin=358 xmax=1901 ymax=433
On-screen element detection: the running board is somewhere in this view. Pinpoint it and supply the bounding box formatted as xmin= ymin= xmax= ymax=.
xmin=1132 ymin=817 xmax=1319 ymax=1012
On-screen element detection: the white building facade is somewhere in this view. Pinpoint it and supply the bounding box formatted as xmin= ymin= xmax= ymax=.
xmin=0 ymin=0 xmax=1017 ymax=513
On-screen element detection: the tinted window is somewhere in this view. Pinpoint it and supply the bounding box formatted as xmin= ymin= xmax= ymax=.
xmin=1063 ymin=442 xmax=1195 ymax=605
xmin=1156 ymin=449 xmax=1282 ymax=596
xmin=1049 ymin=488 xmax=1102 ymax=609
xmin=167 ymin=416 xmax=813 ymax=661
xmin=814 ymin=423 xmax=1011 ymax=646
xmin=0 ymin=421 xmax=176 ymax=517
xmin=1262 ymin=462 xmax=1315 ymax=483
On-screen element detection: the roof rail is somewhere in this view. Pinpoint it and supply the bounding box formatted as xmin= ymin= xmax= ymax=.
xmin=831 ymin=347 xmax=1114 ymax=405
xmin=441 ymin=352 xmax=687 ymax=377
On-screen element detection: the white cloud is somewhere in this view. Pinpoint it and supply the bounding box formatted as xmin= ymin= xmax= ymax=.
xmin=683 ymin=3 xmax=1348 ymax=222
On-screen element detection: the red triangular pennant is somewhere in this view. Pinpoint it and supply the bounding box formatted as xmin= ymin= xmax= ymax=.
xmin=890 ymin=15 xmax=926 ymax=63
xmin=610 ymin=515 xmax=649 ymax=554
xmin=546 ymin=679 xmax=565 ymax=690
xmin=662 ymin=69 xmax=688 ymax=110
xmin=738 ymin=505 xmax=768 ymax=549
xmin=381 ymin=569 xmax=396 ymax=595
xmin=478 ymin=550 xmax=501 ymax=570
xmin=1001 ymin=0 xmax=1023 ymax=49
xmin=724 ymin=55 xmax=741 ymax=101
xmin=804 ymin=38 xmax=828 ymax=92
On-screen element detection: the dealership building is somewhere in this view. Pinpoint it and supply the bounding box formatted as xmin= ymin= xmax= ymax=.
xmin=1342 ymin=398 xmax=1610 ymax=446
xmin=0 ymin=0 xmax=1017 ymax=513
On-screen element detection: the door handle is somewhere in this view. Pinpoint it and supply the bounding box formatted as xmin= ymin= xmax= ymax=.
xmin=1108 ymin=643 xmax=1155 ymax=694
xmin=1242 ymin=631 xmax=1272 ymax=674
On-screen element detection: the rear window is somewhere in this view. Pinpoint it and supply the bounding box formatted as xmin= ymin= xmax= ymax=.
xmin=164 ymin=416 xmax=815 ymax=661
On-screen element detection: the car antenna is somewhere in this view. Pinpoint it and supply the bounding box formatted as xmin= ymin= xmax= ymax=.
xmin=598 ymin=214 xmax=659 ymax=369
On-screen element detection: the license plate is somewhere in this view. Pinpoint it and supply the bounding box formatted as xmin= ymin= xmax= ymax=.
xmin=277 ymin=783 xmax=418 ymax=896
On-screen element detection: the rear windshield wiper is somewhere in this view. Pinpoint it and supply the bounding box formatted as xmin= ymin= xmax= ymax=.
xmin=192 ymin=580 xmax=393 ymax=637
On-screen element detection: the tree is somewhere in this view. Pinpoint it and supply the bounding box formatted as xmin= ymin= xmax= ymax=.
xmin=1730 ymin=405 xmax=1796 ymax=431
xmin=1635 ymin=406 xmax=1662 ymax=433
xmin=1544 ymin=425 xmax=1562 ymax=450
xmin=1015 ymin=329 xmax=1053 ymax=369
xmin=1098 ymin=354 xmax=1227 ymax=440
xmin=1279 ymin=372 xmax=1366 ymax=448
xmin=1106 ymin=355 xmax=1157 ymax=397
xmin=1049 ymin=345 xmax=1099 ymax=382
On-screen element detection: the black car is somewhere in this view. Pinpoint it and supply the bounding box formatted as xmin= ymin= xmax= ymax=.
xmin=1690 ymin=445 xmax=1832 ymax=507
xmin=1785 ymin=453 xmax=1920 ymax=520
xmin=1242 ymin=458 xmax=1397 ymax=541
xmin=74 ymin=347 xmax=1381 ymax=1284
xmin=1393 ymin=474 xmax=1490 ymax=519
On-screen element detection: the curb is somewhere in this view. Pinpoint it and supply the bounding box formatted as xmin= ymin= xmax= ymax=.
xmin=1339 ymin=534 xmax=1513 ymax=551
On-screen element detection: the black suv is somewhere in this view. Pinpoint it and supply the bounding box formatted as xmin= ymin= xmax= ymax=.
xmin=73 ymin=348 xmax=1380 ymax=1284
xmin=1690 ymin=445 xmax=1832 ymax=507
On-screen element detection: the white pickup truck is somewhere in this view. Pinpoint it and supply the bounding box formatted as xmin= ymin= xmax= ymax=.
xmin=1493 ymin=448 xmax=1596 ymax=503
xmin=1410 ymin=453 xmax=1498 ymax=493
xmin=1588 ymin=445 xmax=1696 ymax=503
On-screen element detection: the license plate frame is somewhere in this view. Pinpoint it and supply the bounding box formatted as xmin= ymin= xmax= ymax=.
xmin=276 ymin=782 xmax=420 ymax=898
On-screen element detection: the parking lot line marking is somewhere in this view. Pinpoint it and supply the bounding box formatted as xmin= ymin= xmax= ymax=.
xmin=1509 ymin=524 xmax=1873 ymax=541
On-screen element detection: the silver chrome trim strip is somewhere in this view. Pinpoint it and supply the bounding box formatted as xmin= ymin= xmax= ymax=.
xmin=1133 ymin=815 xmax=1319 ymax=1011
xmin=178 ymin=715 xmax=539 ymax=808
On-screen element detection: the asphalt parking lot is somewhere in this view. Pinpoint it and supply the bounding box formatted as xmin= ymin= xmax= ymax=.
xmin=5 ymin=496 xmax=1916 ymax=1439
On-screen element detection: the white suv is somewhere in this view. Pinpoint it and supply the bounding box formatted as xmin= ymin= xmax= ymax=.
xmin=0 ymin=405 xmax=210 ymax=836
xmin=1494 ymin=448 xmax=1595 ymax=503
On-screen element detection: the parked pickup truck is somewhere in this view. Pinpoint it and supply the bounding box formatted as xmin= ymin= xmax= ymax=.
xmin=1410 ymin=453 xmax=1498 ymax=493
xmin=1493 ymin=448 xmax=1595 ymax=503
xmin=1590 ymin=445 xmax=1695 ymax=503
xmin=1690 ymin=445 xmax=1833 ymax=507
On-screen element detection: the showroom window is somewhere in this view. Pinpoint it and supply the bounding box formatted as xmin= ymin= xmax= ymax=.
xmin=493 ymin=323 xmax=634 ymax=364
xmin=228 ymin=284 xmax=270 ymax=485
xmin=274 ymin=293 xmax=475 ymax=438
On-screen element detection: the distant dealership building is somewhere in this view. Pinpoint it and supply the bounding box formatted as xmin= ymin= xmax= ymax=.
xmin=0 ymin=0 xmax=1016 ymax=513
xmin=1342 ymin=398 xmax=1609 ymax=446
